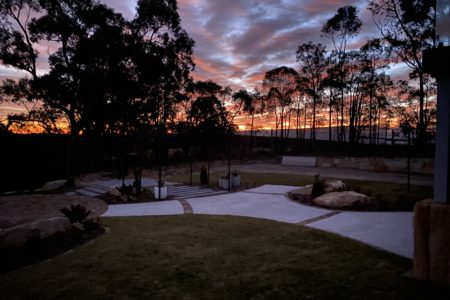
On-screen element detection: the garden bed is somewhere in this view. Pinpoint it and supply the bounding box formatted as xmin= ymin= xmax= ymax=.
xmin=1 ymin=225 xmax=105 ymax=274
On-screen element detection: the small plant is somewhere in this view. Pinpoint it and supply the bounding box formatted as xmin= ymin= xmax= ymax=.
xmin=117 ymin=184 xmax=133 ymax=196
xmin=82 ymin=216 xmax=100 ymax=231
xmin=60 ymin=204 xmax=91 ymax=224
xmin=157 ymin=180 xmax=165 ymax=187
xmin=232 ymin=169 xmax=239 ymax=176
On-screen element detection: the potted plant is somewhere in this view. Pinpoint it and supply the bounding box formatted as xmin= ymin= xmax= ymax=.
xmin=231 ymin=169 xmax=240 ymax=188
xmin=154 ymin=180 xmax=167 ymax=200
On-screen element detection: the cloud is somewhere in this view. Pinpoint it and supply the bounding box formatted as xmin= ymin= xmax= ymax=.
xmin=0 ymin=0 xmax=391 ymax=92
xmin=177 ymin=0 xmax=377 ymax=90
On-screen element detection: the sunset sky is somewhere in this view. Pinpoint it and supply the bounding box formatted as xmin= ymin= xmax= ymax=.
xmin=0 ymin=0 xmax=410 ymax=119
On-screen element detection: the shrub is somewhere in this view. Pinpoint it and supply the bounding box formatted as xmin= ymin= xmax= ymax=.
xmin=60 ymin=204 xmax=91 ymax=224
xmin=117 ymin=184 xmax=133 ymax=196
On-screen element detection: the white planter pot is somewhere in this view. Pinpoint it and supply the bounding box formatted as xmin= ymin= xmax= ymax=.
xmin=222 ymin=179 xmax=230 ymax=189
xmin=154 ymin=186 xmax=167 ymax=200
xmin=231 ymin=175 xmax=240 ymax=188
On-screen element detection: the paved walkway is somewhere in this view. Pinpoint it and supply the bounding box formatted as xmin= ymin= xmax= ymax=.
xmin=102 ymin=184 xmax=413 ymax=259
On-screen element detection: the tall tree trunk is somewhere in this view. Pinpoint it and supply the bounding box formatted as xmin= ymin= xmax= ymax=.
xmin=368 ymin=95 xmax=373 ymax=144
xmin=296 ymin=105 xmax=300 ymax=140
xmin=417 ymin=71 xmax=426 ymax=144
xmin=303 ymin=100 xmax=307 ymax=139
xmin=340 ymin=91 xmax=345 ymax=142
xmin=311 ymin=95 xmax=316 ymax=141
xmin=250 ymin=113 xmax=254 ymax=152
xmin=328 ymin=91 xmax=333 ymax=141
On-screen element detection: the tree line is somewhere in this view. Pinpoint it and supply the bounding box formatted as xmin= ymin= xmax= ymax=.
xmin=0 ymin=0 xmax=437 ymax=150
xmin=258 ymin=2 xmax=436 ymax=149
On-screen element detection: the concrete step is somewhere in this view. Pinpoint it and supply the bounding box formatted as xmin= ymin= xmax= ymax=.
xmin=77 ymin=189 xmax=100 ymax=197
xmin=166 ymin=186 xmax=228 ymax=199
xmin=84 ymin=186 xmax=108 ymax=194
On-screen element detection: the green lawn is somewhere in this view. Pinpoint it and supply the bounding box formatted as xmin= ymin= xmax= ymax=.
xmin=0 ymin=215 xmax=413 ymax=299
xmin=167 ymin=171 xmax=433 ymax=211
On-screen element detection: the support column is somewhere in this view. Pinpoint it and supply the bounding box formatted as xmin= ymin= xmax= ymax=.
xmin=433 ymin=73 xmax=450 ymax=203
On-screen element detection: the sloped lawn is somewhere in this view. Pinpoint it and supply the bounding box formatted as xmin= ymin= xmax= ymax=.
xmin=1 ymin=215 xmax=412 ymax=299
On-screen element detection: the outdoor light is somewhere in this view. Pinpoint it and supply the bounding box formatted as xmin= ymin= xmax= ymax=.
xmin=436 ymin=0 xmax=450 ymax=46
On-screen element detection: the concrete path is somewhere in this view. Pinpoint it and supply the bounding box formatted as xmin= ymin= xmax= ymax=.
xmin=102 ymin=184 xmax=413 ymax=258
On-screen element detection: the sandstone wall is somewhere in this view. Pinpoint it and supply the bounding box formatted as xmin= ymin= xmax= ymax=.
xmin=316 ymin=157 xmax=433 ymax=175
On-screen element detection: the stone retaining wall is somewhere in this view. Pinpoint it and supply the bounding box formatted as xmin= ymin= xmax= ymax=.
xmin=316 ymin=157 xmax=433 ymax=175
xmin=0 ymin=217 xmax=71 ymax=248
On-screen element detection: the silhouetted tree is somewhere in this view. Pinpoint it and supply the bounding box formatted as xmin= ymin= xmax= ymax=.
xmin=232 ymin=89 xmax=261 ymax=151
xmin=368 ymin=0 xmax=436 ymax=144
xmin=0 ymin=0 xmax=195 ymax=186
xmin=296 ymin=42 xmax=328 ymax=141
xmin=263 ymin=66 xmax=298 ymax=152
xmin=321 ymin=5 xmax=362 ymax=142
xmin=188 ymin=81 xmax=235 ymax=186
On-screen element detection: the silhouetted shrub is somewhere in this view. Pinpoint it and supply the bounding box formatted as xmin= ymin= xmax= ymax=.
xmin=60 ymin=204 xmax=91 ymax=224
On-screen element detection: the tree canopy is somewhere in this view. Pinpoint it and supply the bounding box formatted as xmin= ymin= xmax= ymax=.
xmin=0 ymin=0 xmax=195 ymax=136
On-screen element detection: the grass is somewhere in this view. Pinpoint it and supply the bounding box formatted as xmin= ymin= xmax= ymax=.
xmin=167 ymin=171 xmax=433 ymax=211
xmin=0 ymin=215 xmax=413 ymax=300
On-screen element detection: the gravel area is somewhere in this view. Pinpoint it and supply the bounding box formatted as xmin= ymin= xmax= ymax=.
xmin=0 ymin=194 xmax=107 ymax=229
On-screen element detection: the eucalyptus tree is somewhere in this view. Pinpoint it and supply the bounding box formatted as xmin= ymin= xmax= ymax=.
xmin=321 ymin=5 xmax=362 ymax=142
xmin=0 ymin=0 xmax=195 ymax=186
xmin=368 ymin=0 xmax=436 ymax=144
xmin=296 ymin=42 xmax=328 ymax=141
xmin=262 ymin=66 xmax=298 ymax=151
xmin=232 ymin=89 xmax=262 ymax=151
xmin=188 ymin=80 xmax=235 ymax=186
xmin=0 ymin=0 xmax=194 ymax=136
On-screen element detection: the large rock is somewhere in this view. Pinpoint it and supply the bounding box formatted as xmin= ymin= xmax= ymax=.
xmin=313 ymin=191 xmax=370 ymax=209
xmin=289 ymin=187 xmax=313 ymax=202
xmin=0 ymin=217 xmax=71 ymax=249
xmin=323 ymin=180 xmax=346 ymax=194
xmin=108 ymin=187 xmax=122 ymax=197
xmin=413 ymin=200 xmax=450 ymax=285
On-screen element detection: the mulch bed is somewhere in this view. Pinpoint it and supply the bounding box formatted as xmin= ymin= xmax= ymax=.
xmin=0 ymin=226 xmax=105 ymax=274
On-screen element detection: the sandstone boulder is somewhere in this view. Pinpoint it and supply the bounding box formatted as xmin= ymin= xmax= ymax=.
xmin=108 ymin=187 xmax=122 ymax=197
xmin=323 ymin=180 xmax=346 ymax=194
xmin=41 ymin=180 xmax=67 ymax=191
xmin=313 ymin=191 xmax=370 ymax=209
xmin=289 ymin=187 xmax=313 ymax=202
